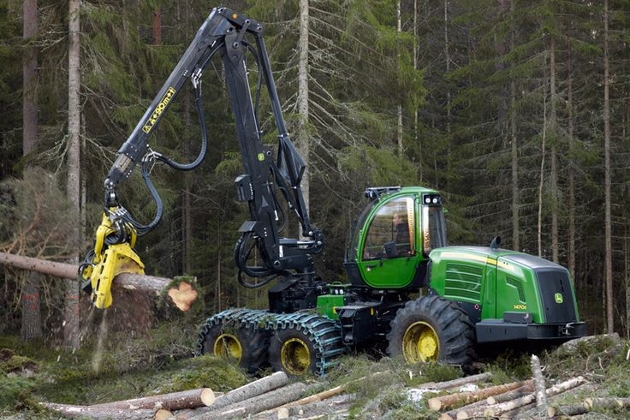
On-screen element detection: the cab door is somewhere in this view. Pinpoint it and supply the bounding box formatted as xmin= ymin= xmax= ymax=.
xmin=357 ymin=196 xmax=419 ymax=289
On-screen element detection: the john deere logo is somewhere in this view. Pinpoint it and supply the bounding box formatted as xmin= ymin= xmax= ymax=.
xmin=554 ymin=293 xmax=563 ymax=304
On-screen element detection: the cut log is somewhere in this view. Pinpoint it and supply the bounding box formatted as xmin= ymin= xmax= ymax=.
xmin=0 ymin=251 xmax=196 ymax=311
xmin=40 ymin=402 xmax=156 ymax=419
xmin=154 ymin=409 xmax=174 ymax=420
xmin=41 ymin=388 xmax=214 ymax=418
xmin=94 ymin=388 xmax=214 ymax=411
xmin=547 ymin=404 xmax=588 ymax=417
xmin=482 ymin=376 xmax=586 ymax=418
xmin=214 ymin=382 xmax=317 ymax=420
xmin=413 ymin=372 xmax=493 ymax=392
xmin=255 ymin=371 xmax=390 ymax=419
xmin=444 ymin=382 xmax=534 ymax=419
xmin=428 ymin=379 xmax=532 ymax=411
xmin=531 ymin=354 xmax=547 ymax=417
xmin=583 ymin=397 xmax=630 ymax=410
xmin=186 ymin=381 xmax=320 ymax=420
xmin=174 ymin=371 xmax=289 ymax=419
xmin=280 ymin=394 xmax=355 ymax=419
xmin=487 ymin=381 xmax=534 ymax=404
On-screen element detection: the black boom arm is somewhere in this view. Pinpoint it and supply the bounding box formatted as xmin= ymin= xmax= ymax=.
xmin=85 ymin=7 xmax=323 ymax=297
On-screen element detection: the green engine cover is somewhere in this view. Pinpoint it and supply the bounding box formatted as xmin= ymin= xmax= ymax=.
xmin=428 ymin=246 xmax=582 ymax=325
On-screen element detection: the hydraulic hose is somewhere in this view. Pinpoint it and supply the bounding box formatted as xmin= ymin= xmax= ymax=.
xmin=156 ymin=85 xmax=208 ymax=171
xmin=113 ymin=82 xmax=209 ymax=237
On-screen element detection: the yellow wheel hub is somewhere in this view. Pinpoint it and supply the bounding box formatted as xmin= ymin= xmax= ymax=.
xmin=280 ymin=338 xmax=311 ymax=375
xmin=402 ymin=321 xmax=439 ymax=363
xmin=213 ymin=334 xmax=242 ymax=362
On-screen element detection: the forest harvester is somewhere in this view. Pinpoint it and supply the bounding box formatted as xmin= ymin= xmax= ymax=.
xmin=79 ymin=7 xmax=587 ymax=376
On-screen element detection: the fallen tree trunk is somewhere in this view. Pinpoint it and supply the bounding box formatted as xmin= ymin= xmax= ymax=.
xmin=0 ymin=251 xmax=196 ymax=310
xmin=428 ymin=379 xmax=532 ymax=411
xmin=41 ymin=388 xmax=214 ymax=418
xmin=93 ymin=388 xmax=214 ymax=411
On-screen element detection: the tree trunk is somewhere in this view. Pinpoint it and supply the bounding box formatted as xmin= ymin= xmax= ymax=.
xmin=21 ymin=0 xmax=42 ymax=341
xmin=65 ymin=0 xmax=82 ymax=349
xmin=397 ymin=1 xmax=403 ymax=155
xmin=567 ymin=45 xmax=577 ymax=289
xmin=21 ymin=272 xmax=43 ymax=341
xmin=152 ymin=6 xmax=162 ymax=45
xmin=549 ymin=37 xmax=559 ymax=263
xmin=0 ymin=252 xmax=197 ymax=311
xmin=603 ymin=0 xmax=614 ymax=334
xmin=537 ymin=86 xmax=547 ymax=257
xmin=297 ymin=0 xmax=310 ymax=237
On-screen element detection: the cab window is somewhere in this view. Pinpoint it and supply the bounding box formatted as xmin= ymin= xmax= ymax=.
xmin=362 ymin=197 xmax=415 ymax=259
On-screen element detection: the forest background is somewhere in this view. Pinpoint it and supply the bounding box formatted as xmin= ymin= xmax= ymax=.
xmin=0 ymin=0 xmax=629 ymax=347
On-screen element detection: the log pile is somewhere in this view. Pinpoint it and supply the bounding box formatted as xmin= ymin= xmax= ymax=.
xmin=39 ymin=356 xmax=629 ymax=420
xmin=40 ymin=371 xmax=357 ymax=420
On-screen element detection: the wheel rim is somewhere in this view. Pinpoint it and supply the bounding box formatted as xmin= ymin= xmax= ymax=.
xmin=402 ymin=321 xmax=439 ymax=363
xmin=213 ymin=333 xmax=242 ymax=362
xmin=280 ymin=337 xmax=311 ymax=375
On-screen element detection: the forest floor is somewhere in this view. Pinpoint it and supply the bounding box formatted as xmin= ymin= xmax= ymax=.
xmin=1 ymin=317 xmax=629 ymax=420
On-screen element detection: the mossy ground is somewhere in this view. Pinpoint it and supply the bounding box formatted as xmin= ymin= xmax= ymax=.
xmin=1 ymin=327 xmax=629 ymax=420
xmin=0 ymin=320 xmax=248 ymax=419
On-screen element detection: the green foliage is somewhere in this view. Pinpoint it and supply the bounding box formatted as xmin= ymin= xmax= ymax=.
xmin=486 ymin=350 xmax=533 ymax=380
xmin=0 ymin=374 xmax=36 ymax=411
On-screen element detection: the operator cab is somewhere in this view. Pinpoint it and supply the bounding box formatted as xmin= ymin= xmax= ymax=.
xmin=344 ymin=186 xmax=447 ymax=290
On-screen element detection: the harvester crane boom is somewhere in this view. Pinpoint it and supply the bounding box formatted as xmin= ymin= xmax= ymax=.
xmin=80 ymin=7 xmax=323 ymax=308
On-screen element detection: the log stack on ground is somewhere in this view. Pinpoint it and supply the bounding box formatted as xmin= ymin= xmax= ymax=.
xmin=39 ymin=363 xmax=606 ymax=420
xmin=40 ymin=388 xmax=215 ymax=419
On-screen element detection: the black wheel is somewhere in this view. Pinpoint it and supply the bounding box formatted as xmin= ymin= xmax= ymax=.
xmin=386 ymin=295 xmax=476 ymax=366
xmin=198 ymin=318 xmax=269 ymax=375
xmin=269 ymin=328 xmax=319 ymax=376
xmin=268 ymin=314 xmax=345 ymax=377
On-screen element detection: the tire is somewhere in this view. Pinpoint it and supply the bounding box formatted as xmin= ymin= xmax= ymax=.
xmin=268 ymin=315 xmax=345 ymax=377
xmin=386 ymin=295 xmax=476 ymax=366
xmin=269 ymin=328 xmax=319 ymax=377
xmin=199 ymin=319 xmax=269 ymax=375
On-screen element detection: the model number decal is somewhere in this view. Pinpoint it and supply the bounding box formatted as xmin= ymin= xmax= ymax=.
xmin=142 ymin=87 xmax=177 ymax=133
xmin=513 ymin=304 xmax=527 ymax=310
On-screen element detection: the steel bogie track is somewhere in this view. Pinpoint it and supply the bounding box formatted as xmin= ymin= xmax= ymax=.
xmin=197 ymin=308 xmax=346 ymax=375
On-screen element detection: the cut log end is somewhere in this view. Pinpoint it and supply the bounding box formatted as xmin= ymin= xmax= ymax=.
xmin=200 ymin=388 xmax=215 ymax=406
xmin=167 ymin=282 xmax=198 ymax=312
xmin=154 ymin=409 xmax=173 ymax=420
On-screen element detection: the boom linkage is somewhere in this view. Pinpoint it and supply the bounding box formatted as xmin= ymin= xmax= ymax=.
xmin=80 ymin=7 xmax=322 ymax=308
